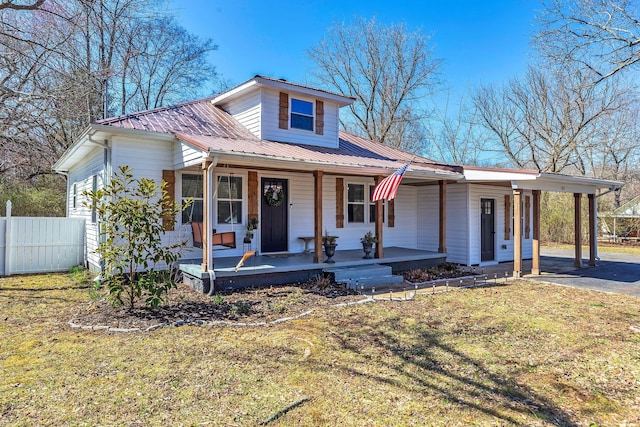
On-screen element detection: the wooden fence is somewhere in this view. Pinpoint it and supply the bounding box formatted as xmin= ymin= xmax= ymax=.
xmin=1 ymin=201 xmax=85 ymax=276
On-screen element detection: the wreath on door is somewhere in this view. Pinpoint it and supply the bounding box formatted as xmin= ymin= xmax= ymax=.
xmin=265 ymin=186 xmax=284 ymax=207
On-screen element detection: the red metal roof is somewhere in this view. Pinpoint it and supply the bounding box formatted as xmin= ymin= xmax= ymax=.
xmin=96 ymin=98 xmax=257 ymax=140
xmin=97 ymin=97 xmax=459 ymax=176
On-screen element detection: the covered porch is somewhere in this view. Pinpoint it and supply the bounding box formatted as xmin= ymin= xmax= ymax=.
xmin=180 ymin=246 xmax=446 ymax=293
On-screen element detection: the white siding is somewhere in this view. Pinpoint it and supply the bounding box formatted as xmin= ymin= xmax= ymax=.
xmin=467 ymin=184 xmax=533 ymax=265
xmin=112 ymin=136 xmax=194 ymax=265
xmin=220 ymin=91 xmax=261 ymax=137
xmin=260 ymin=88 xmax=340 ymax=148
xmin=288 ymin=172 xmax=315 ymax=253
xmin=321 ymin=177 xmax=417 ymax=251
xmin=444 ymin=184 xmax=470 ymax=265
xmin=173 ymin=141 xmax=204 ymax=169
xmin=67 ymin=146 xmax=104 ymax=271
xmin=417 ymin=185 xmax=440 ymax=251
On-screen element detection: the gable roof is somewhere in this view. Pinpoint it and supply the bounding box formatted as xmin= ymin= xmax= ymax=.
xmin=212 ymin=75 xmax=356 ymax=107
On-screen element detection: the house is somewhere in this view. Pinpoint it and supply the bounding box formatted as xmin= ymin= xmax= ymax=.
xmin=53 ymin=75 xmax=622 ymax=292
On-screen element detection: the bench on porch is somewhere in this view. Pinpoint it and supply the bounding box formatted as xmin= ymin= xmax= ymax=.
xmin=190 ymin=222 xmax=236 ymax=249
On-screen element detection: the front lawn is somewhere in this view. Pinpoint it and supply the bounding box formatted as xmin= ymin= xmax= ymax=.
xmin=1 ymin=272 xmax=639 ymax=426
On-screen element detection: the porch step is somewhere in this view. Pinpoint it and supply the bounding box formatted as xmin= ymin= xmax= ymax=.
xmin=323 ymin=264 xmax=404 ymax=290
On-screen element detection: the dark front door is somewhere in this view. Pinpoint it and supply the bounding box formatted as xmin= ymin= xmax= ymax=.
xmin=261 ymin=178 xmax=288 ymax=252
xmin=481 ymin=198 xmax=495 ymax=261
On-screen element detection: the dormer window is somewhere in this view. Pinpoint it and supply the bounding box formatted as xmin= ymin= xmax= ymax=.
xmin=290 ymin=98 xmax=314 ymax=131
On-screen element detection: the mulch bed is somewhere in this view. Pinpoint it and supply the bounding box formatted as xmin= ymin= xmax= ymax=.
xmin=70 ymin=281 xmax=363 ymax=330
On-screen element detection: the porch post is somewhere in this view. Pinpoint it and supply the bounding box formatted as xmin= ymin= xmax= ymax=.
xmin=438 ymin=180 xmax=447 ymax=253
xmin=513 ymin=189 xmax=523 ymax=278
xmin=588 ymin=193 xmax=597 ymax=266
xmin=531 ymin=190 xmax=541 ymax=275
xmin=313 ymin=170 xmax=323 ymax=263
xmin=201 ymin=159 xmax=211 ymax=272
xmin=374 ymin=175 xmax=384 ymax=259
xmin=574 ymin=193 xmax=583 ymax=268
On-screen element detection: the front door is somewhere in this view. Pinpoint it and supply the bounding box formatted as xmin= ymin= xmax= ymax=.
xmin=261 ymin=178 xmax=288 ymax=252
xmin=481 ymin=198 xmax=495 ymax=261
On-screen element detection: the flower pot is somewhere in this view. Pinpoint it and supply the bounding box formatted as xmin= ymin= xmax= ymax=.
xmin=362 ymin=242 xmax=374 ymax=259
xmin=323 ymin=242 xmax=337 ymax=263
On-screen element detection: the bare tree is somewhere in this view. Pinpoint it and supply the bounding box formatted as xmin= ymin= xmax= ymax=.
xmin=537 ymin=0 xmax=640 ymax=85
xmin=308 ymin=16 xmax=441 ymax=152
xmin=0 ymin=0 xmax=217 ymax=184
xmin=474 ymin=65 xmax=624 ymax=173
xmin=116 ymin=16 xmax=216 ymax=114
xmin=426 ymin=92 xmax=493 ymax=166
xmin=0 ymin=0 xmax=45 ymax=10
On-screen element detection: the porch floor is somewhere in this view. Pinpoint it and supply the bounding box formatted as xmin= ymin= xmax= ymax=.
xmin=179 ymin=246 xmax=447 ymax=292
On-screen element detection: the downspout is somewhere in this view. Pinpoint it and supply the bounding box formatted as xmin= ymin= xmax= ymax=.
xmin=206 ymin=156 xmax=218 ymax=296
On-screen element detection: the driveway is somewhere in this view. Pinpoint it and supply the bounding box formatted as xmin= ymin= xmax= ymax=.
xmin=531 ymin=248 xmax=640 ymax=297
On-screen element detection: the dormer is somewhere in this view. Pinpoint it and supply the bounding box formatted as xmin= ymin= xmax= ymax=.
xmin=212 ymin=75 xmax=355 ymax=149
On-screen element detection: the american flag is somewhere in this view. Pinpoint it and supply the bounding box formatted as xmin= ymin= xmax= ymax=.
xmin=372 ymin=162 xmax=411 ymax=201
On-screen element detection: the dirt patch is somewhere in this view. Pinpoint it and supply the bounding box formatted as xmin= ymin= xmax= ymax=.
xmin=70 ymin=280 xmax=362 ymax=330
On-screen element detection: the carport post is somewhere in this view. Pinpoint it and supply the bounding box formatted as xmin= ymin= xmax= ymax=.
xmin=589 ymin=194 xmax=597 ymax=266
xmin=574 ymin=193 xmax=583 ymax=268
xmin=532 ymin=190 xmax=541 ymax=275
xmin=513 ymin=189 xmax=523 ymax=278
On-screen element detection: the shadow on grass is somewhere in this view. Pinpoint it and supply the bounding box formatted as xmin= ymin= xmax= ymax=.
xmin=330 ymin=316 xmax=577 ymax=426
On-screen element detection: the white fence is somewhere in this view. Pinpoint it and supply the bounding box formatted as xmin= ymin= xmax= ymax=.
xmin=1 ymin=201 xmax=86 ymax=276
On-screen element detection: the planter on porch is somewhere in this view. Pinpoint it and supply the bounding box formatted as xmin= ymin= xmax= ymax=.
xmin=360 ymin=231 xmax=378 ymax=260
xmin=322 ymin=233 xmax=339 ymax=263
xmin=323 ymin=243 xmax=338 ymax=263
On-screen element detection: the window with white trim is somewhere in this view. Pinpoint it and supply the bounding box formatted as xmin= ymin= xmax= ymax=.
xmin=217 ymin=175 xmax=243 ymax=225
xmin=369 ymin=185 xmax=385 ymax=223
xmin=290 ymin=98 xmax=314 ymax=131
xmin=181 ymin=174 xmax=203 ymax=224
xmin=347 ymin=183 xmax=365 ymax=223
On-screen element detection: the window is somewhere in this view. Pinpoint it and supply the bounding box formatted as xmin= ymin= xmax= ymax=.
xmin=217 ymin=175 xmax=243 ymax=225
xmin=72 ymin=183 xmax=77 ymax=209
xmin=91 ymin=175 xmax=97 ymax=223
xmin=369 ymin=185 xmax=384 ymax=223
xmin=181 ymin=174 xmax=203 ymax=224
xmin=290 ymin=98 xmax=313 ymax=131
xmin=347 ymin=184 xmax=365 ymax=223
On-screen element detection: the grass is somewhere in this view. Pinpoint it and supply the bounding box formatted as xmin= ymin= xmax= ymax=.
xmin=1 ymin=272 xmax=640 ymax=426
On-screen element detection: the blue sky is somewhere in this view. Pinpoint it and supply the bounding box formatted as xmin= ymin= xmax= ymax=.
xmin=170 ymin=0 xmax=540 ymax=98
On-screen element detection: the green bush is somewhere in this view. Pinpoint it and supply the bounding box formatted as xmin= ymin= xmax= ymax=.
xmin=84 ymin=166 xmax=190 ymax=309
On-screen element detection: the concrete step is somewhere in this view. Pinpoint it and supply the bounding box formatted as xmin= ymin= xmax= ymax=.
xmin=323 ymin=264 xmax=404 ymax=290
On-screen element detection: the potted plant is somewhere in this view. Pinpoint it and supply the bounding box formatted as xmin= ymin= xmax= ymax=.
xmin=360 ymin=230 xmax=378 ymax=259
xmin=322 ymin=229 xmax=339 ymax=263
xmin=243 ymin=217 xmax=259 ymax=244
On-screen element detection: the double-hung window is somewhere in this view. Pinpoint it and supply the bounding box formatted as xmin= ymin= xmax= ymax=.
xmin=217 ymin=175 xmax=243 ymax=225
xmin=290 ymin=98 xmax=313 ymax=131
xmin=181 ymin=174 xmax=203 ymax=224
xmin=347 ymin=184 xmax=365 ymax=223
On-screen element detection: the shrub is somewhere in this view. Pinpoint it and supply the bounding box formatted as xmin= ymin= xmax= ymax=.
xmin=84 ymin=166 xmax=190 ymax=309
